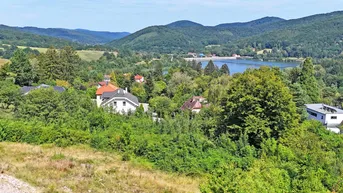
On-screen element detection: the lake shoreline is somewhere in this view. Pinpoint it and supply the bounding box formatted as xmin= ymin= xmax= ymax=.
xmin=184 ymin=56 xmax=241 ymax=61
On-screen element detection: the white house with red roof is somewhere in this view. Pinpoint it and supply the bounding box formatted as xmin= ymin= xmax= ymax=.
xmin=96 ymin=76 xmax=142 ymax=114
xmin=134 ymin=75 xmax=144 ymax=83
xmin=181 ymin=96 xmax=208 ymax=113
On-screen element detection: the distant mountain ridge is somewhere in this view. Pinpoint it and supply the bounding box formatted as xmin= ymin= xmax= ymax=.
xmin=107 ymin=11 xmax=343 ymax=57
xmin=0 ymin=25 xmax=79 ymax=48
xmin=17 ymin=27 xmax=130 ymax=45
xmin=167 ymin=20 xmax=204 ymax=28
xmin=216 ymin=17 xmax=285 ymax=28
xmin=107 ymin=16 xmax=286 ymax=52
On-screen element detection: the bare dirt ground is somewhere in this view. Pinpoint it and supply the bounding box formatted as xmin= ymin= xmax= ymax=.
xmin=0 ymin=174 xmax=37 ymax=193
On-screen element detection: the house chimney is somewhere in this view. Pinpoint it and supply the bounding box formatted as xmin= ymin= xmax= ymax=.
xmin=104 ymin=75 xmax=110 ymax=85
xmin=124 ymin=87 xmax=128 ymax=93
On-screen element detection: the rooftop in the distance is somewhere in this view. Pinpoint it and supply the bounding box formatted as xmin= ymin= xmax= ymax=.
xmin=305 ymin=104 xmax=343 ymax=114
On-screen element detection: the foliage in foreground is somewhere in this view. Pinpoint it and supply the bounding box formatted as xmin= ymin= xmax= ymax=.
xmin=1 ymin=56 xmax=343 ymax=192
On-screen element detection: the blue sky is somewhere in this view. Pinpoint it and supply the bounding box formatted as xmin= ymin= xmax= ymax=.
xmin=1 ymin=0 xmax=342 ymax=32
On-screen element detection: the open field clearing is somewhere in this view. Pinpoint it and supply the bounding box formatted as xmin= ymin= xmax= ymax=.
xmin=17 ymin=46 xmax=116 ymax=61
xmin=17 ymin=46 xmax=48 ymax=53
xmin=0 ymin=142 xmax=201 ymax=193
xmin=0 ymin=58 xmax=9 ymax=66
xmin=76 ymin=50 xmax=107 ymax=61
xmin=256 ymin=49 xmax=272 ymax=55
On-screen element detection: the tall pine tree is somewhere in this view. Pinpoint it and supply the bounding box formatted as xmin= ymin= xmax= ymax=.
xmin=10 ymin=49 xmax=35 ymax=86
xmin=299 ymin=58 xmax=321 ymax=103
xmin=204 ymin=60 xmax=217 ymax=76
xmin=220 ymin=64 xmax=230 ymax=75
xmin=196 ymin=62 xmax=203 ymax=74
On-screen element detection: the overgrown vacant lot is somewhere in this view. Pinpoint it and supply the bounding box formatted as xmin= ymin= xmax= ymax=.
xmin=0 ymin=142 xmax=200 ymax=193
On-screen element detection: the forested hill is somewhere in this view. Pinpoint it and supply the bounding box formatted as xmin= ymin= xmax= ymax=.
xmin=233 ymin=11 xmax=343 ymax=58
xmin=108 ymin=25 xmax=234 ymax=53
xmin=216 ymin=17 xmax=285 ymax=28
xmin=108 ymin=11 xmax=343 ymax=56
xmin=0 ymin=25 xmax=79 ymax=48
xmin=18 ymin=27 xmax=130 ymax=44
xmin=167 ymin=20 xmax=204 ymax=28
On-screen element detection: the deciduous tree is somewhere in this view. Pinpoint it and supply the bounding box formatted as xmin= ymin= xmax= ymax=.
xmin=219 ymin=67 xmax=299 ymax=146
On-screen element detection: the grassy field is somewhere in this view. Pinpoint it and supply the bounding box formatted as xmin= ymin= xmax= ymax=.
xmin=17 ymin=46 xmax=115 ymax=62
xmin=76 ymin=50 xmax=107 ymax=62
xmin=0 ymin=142 xmax=200 ymax=193
xmin=256 ymin=49 xmax=272 ymax=55
xmin=0 ymin=58 xmax=10 ymax=66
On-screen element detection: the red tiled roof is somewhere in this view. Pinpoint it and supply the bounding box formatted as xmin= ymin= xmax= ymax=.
xmin=98 ymin=81 xmax=107 ymax=86
xmin=96 ymin=84 xmax=119 ymax=95
xmin=181 ymin=97 xmax=204 ymax=110
xmin=135 ymin=75 xmax=143 ymax=80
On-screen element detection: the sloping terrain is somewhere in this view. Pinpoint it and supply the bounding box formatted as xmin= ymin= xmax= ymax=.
xmin=19 ymin=27 xmax=130 ymax=44
xmin=0 ymin=142 xmax=200 ymax=193
xmin=108 ymin=11 xmax=343 ymax=56
xmin=0 ymin=25 xmax=79 ymax=48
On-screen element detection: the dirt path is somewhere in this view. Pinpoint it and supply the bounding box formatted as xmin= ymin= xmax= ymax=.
xmin=0 ymin=174 xmax=37 ymax=193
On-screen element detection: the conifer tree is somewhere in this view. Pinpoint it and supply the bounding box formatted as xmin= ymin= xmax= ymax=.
xmin=196 ymin=62 xmax=203 ymax=74
xmin=299 ymin=58 xmax=321 ymax=102
xmin=220 ymin=64 xmax=230 ymax=75
xmin=10 ymin=49 xmax=35 ymax=86
xmin=204 ymin=60 xmax=217 ymax=75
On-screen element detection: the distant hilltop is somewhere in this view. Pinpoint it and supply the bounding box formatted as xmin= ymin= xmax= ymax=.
xmin=1 ymin=10 xmax=343 ymax=58
xmin=107 ymin=10 xmax=343 ymax=58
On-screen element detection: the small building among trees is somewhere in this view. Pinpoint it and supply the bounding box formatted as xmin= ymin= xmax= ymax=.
xmin=305 ymin=104 xmax=343 ymax=134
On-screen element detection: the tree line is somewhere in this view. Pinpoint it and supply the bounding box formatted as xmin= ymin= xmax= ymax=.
xmin=0 ymin=46 xmax=343 ymax=192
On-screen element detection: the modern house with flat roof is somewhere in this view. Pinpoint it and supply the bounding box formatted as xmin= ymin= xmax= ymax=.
xmin=305 ymin=104 xmax=343 ymax=133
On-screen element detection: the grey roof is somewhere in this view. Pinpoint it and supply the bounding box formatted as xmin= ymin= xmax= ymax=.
xmin=53 ymin=86 xmax=66 ymax=92
xmin=102 ymin=91 xmax=115 ymax=99
xmin=305 ymin=104 xmax=343 ymax=114
xmin=101 ymin=88 xmax=139 ymax=106
xmin=21 ymin=86 xmax=36 ymax=94
xmin=21 ymin=84 xmax=65 ymax=94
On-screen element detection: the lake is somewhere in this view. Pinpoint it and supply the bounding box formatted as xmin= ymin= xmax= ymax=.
xmin=201 ymin=59 xmax=299 ymax=74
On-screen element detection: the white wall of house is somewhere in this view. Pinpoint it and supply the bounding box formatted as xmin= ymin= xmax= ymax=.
xmin=307 ymin=109 xmax=326 ymax=124
xmin=307 ymin=109 xmax=343 ymax=126
xmin=325 ymin=114 xmax=343 ymax=126
xmin=104 ymin=98 xmax=138 ymax=114
xmin=192 ymin=109 xmax=201 ymax=114
xmin=135 ymin=77 xmax=144 ymax=83
xmin=96 ymin=95 xmax=102 ymax=107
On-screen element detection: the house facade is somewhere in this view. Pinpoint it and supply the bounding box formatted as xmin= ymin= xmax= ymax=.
xmin=100 ymin=88 xmax=139 ymax=114
xmin=134 ymin=75 xmax=144 ymax=83
xmin=96 ymin=82 xmax=119 ymax=107
xmin=305 ymin=104 xmax=343 ymax=133
xmin=181 ymin=96 xmax=207 ymax=113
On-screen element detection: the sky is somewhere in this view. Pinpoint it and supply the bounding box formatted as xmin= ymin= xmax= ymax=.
xmin=1 ymin=0 xmax=343 ymax=33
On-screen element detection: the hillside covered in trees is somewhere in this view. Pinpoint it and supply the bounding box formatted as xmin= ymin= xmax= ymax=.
xmin=18 ymin=27 xmax=130 ymax=45
xmin=108 ymin=11 xmax=343 ymax=58
xmin=1 ymin=45 xmax=343 ymax=192
xmin=0 ymin=25 xmax=79 ymax=48
xmin=1 ymin=11 xmax=343 ymax=58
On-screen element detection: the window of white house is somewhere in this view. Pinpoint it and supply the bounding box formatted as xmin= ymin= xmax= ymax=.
xmin=123 ymin=101 xmax=126 ymax=106
xmin=331 ymin=116 xmax=337 ymax=119
xmin=113 ymin=101 xmax=117 ymax=106
xmin=307 ymin=111 xmax=317 ymax=117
